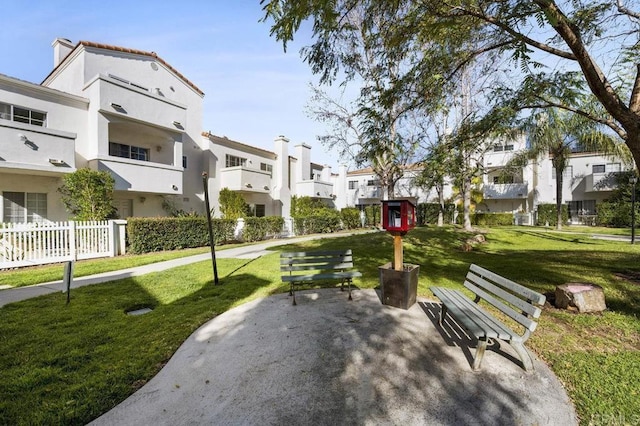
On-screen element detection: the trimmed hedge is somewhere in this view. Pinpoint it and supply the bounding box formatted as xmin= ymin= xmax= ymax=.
xmin=536 ymin=204 xmax=569 ymax=226
xmin=293 ymin=211 xmax=341 ymax=235
xmin=473 ymin=213 xmax=513 ymax=226
xmin=364 ymin=204 xmax=381 ymax=227
xmin=243 ymin=216 xmax=285 ymax=242
xmin=596 ymin=202 xmax=639 ymax=227
xmin=416 ymin=203 xmax=456 ymax=225
xmin=340 ymin=208 xmax=361 ymax=229
xmin=127 ymin=217 xmax=235 ymax=254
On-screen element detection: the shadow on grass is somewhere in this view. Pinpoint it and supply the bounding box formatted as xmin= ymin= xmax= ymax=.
xmin=0 ymin=261 xmax=275 ymax=425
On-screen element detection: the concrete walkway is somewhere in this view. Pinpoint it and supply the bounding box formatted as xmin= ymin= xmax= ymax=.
xmin=90 ymin=289 xmax=578 ymax=425
xmin=0 ymin=231 xmax=375 ymax=308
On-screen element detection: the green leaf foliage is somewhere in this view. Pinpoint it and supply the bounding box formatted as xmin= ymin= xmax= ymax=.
xmin=340 ymin=207 xmax=361 ymax=229
xmin=58 ymin=168 xmax=117 ymax=220
xmin=536 ymin=204 xmax=569 ymax=227
xmin=242 ymin=217 xmax=285 ymax=242
xmin=218 ymin=188 xmax=249 ymax=220
xmin=127 ymin=217 xmax=236 ymax=254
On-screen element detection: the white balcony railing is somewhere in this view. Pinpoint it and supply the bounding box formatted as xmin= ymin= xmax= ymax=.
xmin=0 ymin=120 xmax=76 ymax=175
xmin=585 ymin=173 xmax=619 ymax=192
xmin=483 ymin=183 xmax=528 ymax=199
xmin=92 ymin=75 xmax=187 ymax=131
xmin=92 ymin=158 xmax=183 ymax=194
xmin=220 ymin=167 xmax=271 ymax=193
xmin=296 ymin=180 xmax=334 ymax=198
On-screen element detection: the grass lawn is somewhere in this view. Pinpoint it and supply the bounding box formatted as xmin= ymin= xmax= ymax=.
xmin=0 ymin=243 xmax=257 ymax=289
xmin=1 ymin=226 xmax=639 ymax=425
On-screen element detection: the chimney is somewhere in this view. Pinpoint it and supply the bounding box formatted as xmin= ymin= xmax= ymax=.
xmin=295 ymin=143 xmax=312 ymax=182
xmin=273 ymin=135 xmax=291 ymax=217
xmin=52 ymin=38 xmax=74 ymax=67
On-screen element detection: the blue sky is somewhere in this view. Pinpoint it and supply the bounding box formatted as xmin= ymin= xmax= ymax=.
xmin=0 ymin=0 xmax=344 ymax=168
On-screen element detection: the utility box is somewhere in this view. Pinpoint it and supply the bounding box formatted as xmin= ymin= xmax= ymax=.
xmin=382 ymin=199 xmax=416 ymax=234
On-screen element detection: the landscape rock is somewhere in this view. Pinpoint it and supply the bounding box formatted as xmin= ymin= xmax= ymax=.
xmin=555 ymin=283 xmax=606 ymax=313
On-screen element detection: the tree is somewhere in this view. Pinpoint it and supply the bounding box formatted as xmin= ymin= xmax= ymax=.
xmin=262 ymin=0 xmax=640 ymax=170
xmin=298 ymin=4 xmax=421 ymax=200
xmin=218 ymin=188 xmax=248 ymax=220
xmin=58 ymin=168 xmax=116 ymax=220
xmin=504 ymin=108 xmax=630 ymax=230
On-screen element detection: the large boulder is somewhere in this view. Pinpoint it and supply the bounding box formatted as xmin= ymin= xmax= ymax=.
xmin=555 ymin=283 xmax=606 ymax=313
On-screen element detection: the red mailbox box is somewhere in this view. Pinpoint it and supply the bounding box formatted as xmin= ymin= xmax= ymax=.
xmin=382 ymin=199 xmax=416 ymax=234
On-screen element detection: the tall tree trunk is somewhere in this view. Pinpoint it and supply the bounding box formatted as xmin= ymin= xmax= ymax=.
xmin=556 ymin=166 xmax=563 ymax=231
xmin=463 ymin=175 xmax=472 ymax=231
xmin=437 ymin=184 xmax=445 ymax=227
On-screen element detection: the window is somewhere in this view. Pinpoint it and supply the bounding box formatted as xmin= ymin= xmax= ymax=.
xmin=367 ymin=179 xmax=380 ymax=186
xmin=3 ymin=192 xmax=47 ymax=223
xmin=182 ymin=155 xmax=188 ymax=169
xmin=348 ymin=180 xmax=358 ymax=190
xmin=260 ymin=163 xmax=273 ymax=175
xmin=592 ymin=164 xmax=605 ymax=174
xmin=225 ymin=154 xmax=246 ymax=168
xmin=607 ymin=163 xmax=621 ymax=173
xmin=109 ymin=142 xmax=149 ymax=161
xmin=254 ymin=204 xmax=266 ymax=217
xmin=504 ymin=145 xmax=514 ymax=151
xmin=493 ymin=144 xmax=504 ymax=152
xmin=0 ymin=102 xmax=47 ymax=127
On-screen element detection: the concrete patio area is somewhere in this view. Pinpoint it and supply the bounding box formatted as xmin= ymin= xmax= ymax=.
xmin=91 ymin=288 xmax=577 ymax=425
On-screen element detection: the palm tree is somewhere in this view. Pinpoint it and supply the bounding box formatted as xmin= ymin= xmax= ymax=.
xmin=505 ymin=108 xmax=631 ymax=230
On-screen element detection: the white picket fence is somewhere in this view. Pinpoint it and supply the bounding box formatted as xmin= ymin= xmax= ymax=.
xmin=0 ymin=220 xmax=120 ymax=269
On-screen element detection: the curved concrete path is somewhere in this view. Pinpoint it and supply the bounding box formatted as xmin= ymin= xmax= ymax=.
xmin=91 ymin=289 xmax=577 ymax=426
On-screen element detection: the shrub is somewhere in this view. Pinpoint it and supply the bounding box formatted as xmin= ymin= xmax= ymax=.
xmin=294 ymin=211 xmax=341 ymax=235
xmin=536 ymin=204 xmax=569 ymax=226
xmin=242 ymin=217 xmax=285 ymax=242
xmin=127 ymin=217 xmax=235 ymax=254
xmin=416 ymin=203 xmax=456 ymax=225
xmin=596 ymin=201 xmax=638 ymax=227
xmin=364 ymin=204 xmax=381 ymax=227
xmin=473 ymin=213 xmax=513 ymax=226
xmin=340 ymin=208 xmax=361 ymax=229
xmin=219 ymin=188 xmax=248 ymax=219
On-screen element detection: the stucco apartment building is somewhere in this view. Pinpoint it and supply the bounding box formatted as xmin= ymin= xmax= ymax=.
xmin=0 ymin=38 xmax=337 ymax=224
xmin=343 ymin=133 xmax=632 ymax=224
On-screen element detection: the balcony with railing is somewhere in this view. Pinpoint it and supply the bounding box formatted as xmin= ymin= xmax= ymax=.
xmin=220 ymin=167 xmax=272 ymax=193
xmin=296 ymin=180 xmax=334 ymax=199
xmin=0 ymin=120 xmax=76 ymax=176
xmin=585 ymin=173 xmax=619 ymax=192
xmin=483 ymin=183 xmax=528 ymax=199
xmin=90 ymin=157 xmax=183 ymax=194
xmin=90 ymin=74 xmax=187 ymax=131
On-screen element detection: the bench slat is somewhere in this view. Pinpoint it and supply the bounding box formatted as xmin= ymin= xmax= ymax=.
xmin=470 ymin=264 xmax=545 ymax=305
xmin=281 ymin=250 xmax=352 ymax=258
xmin=464 ymin=280 xmax=537 ymax=332
xmin=280 ymin=256 xmax=353 ymax=266
xmin=281 ymin=271 xmax=362 ymax=282
xmin=466 ymin=271 xmax=542 ymax=318
xmin=431 ymin=287 xmax=520 ymax=341
xmin=281 ymin=262 xmax=354 ymax=272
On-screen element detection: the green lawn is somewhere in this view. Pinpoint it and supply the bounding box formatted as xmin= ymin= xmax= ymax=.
xmin=1 ymin=226 xmax=639 ymax=425
xmin=0 ymin=244 xmax=264 ymax=288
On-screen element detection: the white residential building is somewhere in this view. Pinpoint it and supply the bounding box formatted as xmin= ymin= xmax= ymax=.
xmin=1 ymin=38 xmax=340 ymax=224
xmin=339 ymin=131 xmax=632 ymax=225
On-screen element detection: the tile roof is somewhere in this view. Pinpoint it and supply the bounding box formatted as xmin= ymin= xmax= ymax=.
xmin=42 ymin=41 xmax=204 ymax=96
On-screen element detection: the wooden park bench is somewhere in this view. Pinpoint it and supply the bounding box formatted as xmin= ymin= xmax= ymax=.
xmin=430 ymin=264 xmax=546 ymax=371
xmin=280 ymin=249 xmax=362 ymax=305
